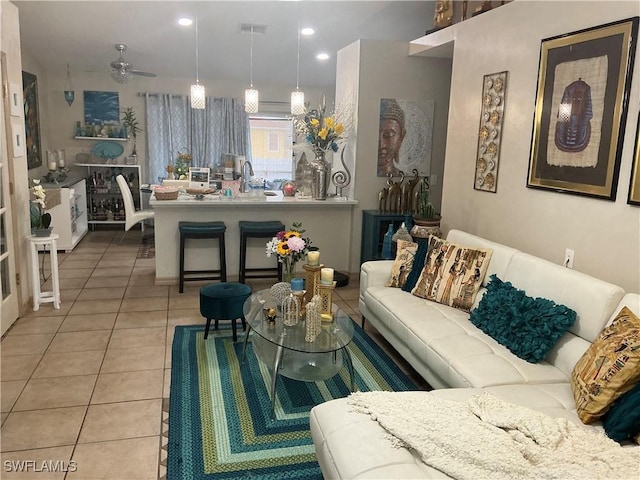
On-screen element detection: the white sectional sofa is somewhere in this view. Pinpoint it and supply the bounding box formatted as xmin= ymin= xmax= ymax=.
xmin=310 ymin=230 xmax=639 ymax=479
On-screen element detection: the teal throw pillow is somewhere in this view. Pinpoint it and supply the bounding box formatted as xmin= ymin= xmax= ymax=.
xmin=602 ymin=381 xmax=640 ymax=443
xmin=469 ymin=275 xmax=577 ymax=363
xmin=401 ymin=238 xmax=430 ymax=293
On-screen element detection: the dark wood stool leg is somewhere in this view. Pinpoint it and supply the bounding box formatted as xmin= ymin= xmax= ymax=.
xmin=239 ymin=232 xmax=247 ymax=283
xmin=204 ymin=318 xmax=212 ymax=339
xmin=232 ymin=318 xmax=238 ymax=342
xmin=219 ymin=233 xmax=227 ymax=282
xmin=179 ymin=232 xmax=186 ymax=293
xmin=214 ymin=318 xmax=219 ymax=331
xmin=241 ymin=315 xmax=247 ymax=331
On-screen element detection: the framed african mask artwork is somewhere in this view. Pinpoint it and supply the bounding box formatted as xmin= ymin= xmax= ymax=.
xmin=628 ymin=111 xmax=640 ymax=206
xmin=377 ymin=98 xmax=435 ymax=177
xmin=527 ymin=17 xmax=638 ymax=200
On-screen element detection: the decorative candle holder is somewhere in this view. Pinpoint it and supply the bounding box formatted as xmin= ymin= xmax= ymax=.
xmin=293 ymin=290 xmax=307 ymax=319
xmin=282 ymin=293 xmax=300 ymax=326
xmin=305 ymin=295 xmax=322 ymax=342
xmin=318 ymin=281 xmax=336 ymax=322
xmin=303 ymin=263 xmax=323 ymax=305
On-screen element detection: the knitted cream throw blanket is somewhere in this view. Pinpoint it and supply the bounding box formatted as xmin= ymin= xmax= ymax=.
xmin=348 ymin=391 xmax=639 ymax=480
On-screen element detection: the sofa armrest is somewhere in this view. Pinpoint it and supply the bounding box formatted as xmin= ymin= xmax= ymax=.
xmin=360 ymin=260 xmax=394 ymax=297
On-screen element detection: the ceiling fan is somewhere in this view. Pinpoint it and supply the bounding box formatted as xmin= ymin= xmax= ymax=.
xmin=109 ymin=43 xmax=157 ymax=83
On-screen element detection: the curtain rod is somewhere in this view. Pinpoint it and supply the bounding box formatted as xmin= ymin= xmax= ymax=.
xmin=138 ymin=92 xmax=289 ymax=105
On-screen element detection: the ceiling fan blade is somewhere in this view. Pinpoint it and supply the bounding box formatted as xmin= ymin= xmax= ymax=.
xmin=131 ymin=70 xmax=157 ymax=78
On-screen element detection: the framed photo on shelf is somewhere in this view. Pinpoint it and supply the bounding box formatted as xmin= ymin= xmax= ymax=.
xmin=628 ymin=111 xmax=640 ymax=206
xmin=527 ymin=17 xmax=638 ymax=200
xmin=188 ymin=167 xmax=210 ymax=189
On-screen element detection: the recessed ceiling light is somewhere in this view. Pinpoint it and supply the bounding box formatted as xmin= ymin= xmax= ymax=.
xmin=178 ymin=17 xmax=193 ymax=26
xmin=301 ymin=27 xmax=315 ymax=36
xmin=316 ymin=53 xmax=330 ymax=61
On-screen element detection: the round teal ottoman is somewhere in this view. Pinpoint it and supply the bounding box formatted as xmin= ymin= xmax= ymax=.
xmin=199 ymin=282 xmax=252 ymax=341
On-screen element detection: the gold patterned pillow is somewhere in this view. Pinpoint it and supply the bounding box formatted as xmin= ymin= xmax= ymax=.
xmin=572 ymin=306 xmax=640 ymax=424
xmin=410 ymin=237 xmax=492 ymax=312
xmin=386 ymin=240 xmax=419 ymax=288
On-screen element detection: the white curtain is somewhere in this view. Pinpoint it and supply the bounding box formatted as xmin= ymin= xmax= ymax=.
xmin=144 ymin=94 xmax=251 ymax=184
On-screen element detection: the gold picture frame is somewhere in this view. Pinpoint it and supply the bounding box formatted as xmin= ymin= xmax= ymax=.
xmin=527 ymin=17 xmax=638 ymax=200
xmin=628 ymin=111 xmax=640 ymax=206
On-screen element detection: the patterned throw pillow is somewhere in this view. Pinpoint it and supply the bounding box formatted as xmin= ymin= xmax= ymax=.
xmin=572 ymin=306 xmax=640 ymax=424
xmin=401 ymin=237 xmax=432 ymax=293
xmin=470 ymin=275 xmax=576 ymax=363
xmin=411 ymin=237 xmax=492 ymax=312
xmin=386 ymin=239 xmax=419 ymax=288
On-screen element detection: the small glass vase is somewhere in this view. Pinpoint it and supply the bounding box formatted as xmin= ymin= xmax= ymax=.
xmin=282 ymin=258 xmax=297 ymax=284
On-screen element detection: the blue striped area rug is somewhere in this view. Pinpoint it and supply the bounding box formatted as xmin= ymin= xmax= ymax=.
xmin=167 ymin=323 xmax=417 ymax=480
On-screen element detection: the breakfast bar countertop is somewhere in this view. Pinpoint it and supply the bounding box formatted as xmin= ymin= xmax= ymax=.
xmin=149 ymin=190 xmax=358 ymax=206
xmin=149 ymin=190 xmax=358 ymax=284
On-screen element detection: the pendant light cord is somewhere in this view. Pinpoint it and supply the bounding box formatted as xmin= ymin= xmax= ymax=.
xmin=250 ymin=25 xmax=254 ymax=88
xmin=295 ymin=17 xmax=301 ymax=90
xmin=195 ymin=14 xmax=200 ymax=83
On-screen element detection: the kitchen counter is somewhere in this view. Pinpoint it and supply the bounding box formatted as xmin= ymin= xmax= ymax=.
xmin=149 ymin=190 xmax=358 ymax=206
xmin=150 ymin=191 xmax=358 ymax=284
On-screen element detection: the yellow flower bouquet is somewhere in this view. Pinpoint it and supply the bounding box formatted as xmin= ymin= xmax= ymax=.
xmin=294 ymin=107 xmax=344 ymax=152
xmin=266 ymin=222 xmax=312 ymax=282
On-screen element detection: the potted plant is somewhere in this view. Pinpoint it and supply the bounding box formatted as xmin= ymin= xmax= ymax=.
xmin=122 ymin=107 xmax=142 ymax=157
xmin=412 ymin=177 xmax=442 ymax=238
xmin=30 ymin=179 xmax=52 ymax=236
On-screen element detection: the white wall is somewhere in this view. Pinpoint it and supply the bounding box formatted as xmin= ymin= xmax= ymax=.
xmin=336 ymin=39 xmax=452 ymax=274
xmin=439 ymin=0 xmax=640 ymax=292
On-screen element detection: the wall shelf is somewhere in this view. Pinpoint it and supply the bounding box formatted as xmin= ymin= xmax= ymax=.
xmin=74 ymin=136 xmax=128 ymax=142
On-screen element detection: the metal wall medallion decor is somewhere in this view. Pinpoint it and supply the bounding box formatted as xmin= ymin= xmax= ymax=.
xmin=527 ymin=17 xmax=638 ymax=200
xmin=474 ymin=71 xmax=508 ymax=193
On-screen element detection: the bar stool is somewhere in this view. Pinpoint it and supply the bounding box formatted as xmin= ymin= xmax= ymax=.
xmin=28 ymin=233 xmax=60 ymax=311
xmin=238 ymin=221 xmax=284 ymax=284
xmin=179 ymin=221 xmax=227 ymax=293
xmin=199 ymin=282 xmax=252 ymax=341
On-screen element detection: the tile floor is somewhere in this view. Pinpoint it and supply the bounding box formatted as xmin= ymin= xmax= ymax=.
xmin=1 ymin=230 xmax=427 ymax=479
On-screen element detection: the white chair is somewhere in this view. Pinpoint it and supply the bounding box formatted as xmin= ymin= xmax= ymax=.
xmin=116 ymin=174 xmax=154 ymax=243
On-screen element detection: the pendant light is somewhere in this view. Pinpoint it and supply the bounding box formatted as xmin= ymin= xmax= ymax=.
xmin=244 ymin=24 xmax=259 ymax=113
xmin=190 ymin=14 xmax=205 ymax=109
xmin=63 ymin=63 xmax=75 ymax=106
xmin=291 ymin=19 xmax=304 ymax=115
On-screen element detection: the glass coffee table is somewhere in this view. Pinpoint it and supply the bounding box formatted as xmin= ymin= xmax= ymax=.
xmin=242 ymin=289 xmax=355 ymax=418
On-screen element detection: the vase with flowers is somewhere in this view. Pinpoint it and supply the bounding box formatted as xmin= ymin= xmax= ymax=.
xmin=266 ymin=222 xmax=312 ymax=283
xmin=30 ymin=179 xmax=52 ymax=236
xmin=294 ymin=105 xmax=345 ymax=200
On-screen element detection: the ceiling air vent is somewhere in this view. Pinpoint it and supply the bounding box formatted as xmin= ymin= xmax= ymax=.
xmin=239 ymin=23 xmax=267 ymax=35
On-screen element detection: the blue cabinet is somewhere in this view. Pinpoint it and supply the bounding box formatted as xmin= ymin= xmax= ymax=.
xmin=360 ymin=210 xmax=411 ymax=264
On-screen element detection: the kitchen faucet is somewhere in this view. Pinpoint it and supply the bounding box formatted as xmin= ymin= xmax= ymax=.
xmin=239 ymin=160 xmax=254 ymax=193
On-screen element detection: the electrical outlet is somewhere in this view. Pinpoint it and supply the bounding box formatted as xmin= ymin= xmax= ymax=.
xmin=564 ymin=249 xmax=574 ymax=269
xmin=430 ymin=174 xmax=438 ymax=186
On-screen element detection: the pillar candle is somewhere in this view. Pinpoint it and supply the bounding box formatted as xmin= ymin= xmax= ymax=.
xmin=290 ymin=277 xmax=304 ymax=293
xmin=307 ymin=251 xmax=320 ymax=266
xmin=320 ymin=268 xmax=334 ymax=285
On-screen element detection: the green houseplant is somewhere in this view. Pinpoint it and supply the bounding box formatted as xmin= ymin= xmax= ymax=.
xmin=412 ymin=177 xmax=441 ymax=238
xmin=122 ymin=107 xmax=142 ymax=156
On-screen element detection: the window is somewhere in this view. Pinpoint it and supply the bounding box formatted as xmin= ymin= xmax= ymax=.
xmin=249 ymin=117 xmax=294 ymax=183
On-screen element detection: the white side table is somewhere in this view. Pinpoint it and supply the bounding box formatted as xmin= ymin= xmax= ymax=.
xmin=28 ymin=233 xmax=61 ymax=311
